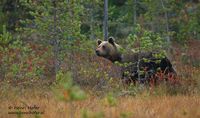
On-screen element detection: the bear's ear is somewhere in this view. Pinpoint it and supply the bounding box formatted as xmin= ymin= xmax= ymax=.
xmin=97 ymin=39 xmax=102 ymax=45
xmin=108 ymin=37 xmax=115 ymax=45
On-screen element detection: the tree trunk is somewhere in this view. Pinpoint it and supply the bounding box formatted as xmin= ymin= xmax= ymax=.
xmin=133 ymin=0 xmax=137 ymax=27
xmin=103 ymin=0 xmax=108 ymax=40
xmin=160 ymin=0 xmax=170 ymax=43
xmin=52 ymin=0 xmax=60 ymax=75
xmin=90 ymin=4 xmax=94 ymax=39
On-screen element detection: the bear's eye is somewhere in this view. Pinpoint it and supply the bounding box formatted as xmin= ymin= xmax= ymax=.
xmin=102 ymin=45 xmax=106 ymax=49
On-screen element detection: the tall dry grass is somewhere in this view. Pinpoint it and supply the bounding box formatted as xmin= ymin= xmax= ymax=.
xmin=0 ymin=86 xmax=200 ymax=118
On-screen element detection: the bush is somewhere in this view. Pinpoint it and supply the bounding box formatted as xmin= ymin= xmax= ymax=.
xmin=0 ymin=27 xmax=50 ymax=84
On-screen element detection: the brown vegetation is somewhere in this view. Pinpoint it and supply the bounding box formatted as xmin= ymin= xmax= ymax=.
xmin=0 ymin=87 xmax=200 ymax=118
xmin=0 ymin=40 xmax=200 ymax=118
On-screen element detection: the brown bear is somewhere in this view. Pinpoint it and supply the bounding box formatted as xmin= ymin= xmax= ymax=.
xmin=95 ymin=37 xmax=177 ymax=85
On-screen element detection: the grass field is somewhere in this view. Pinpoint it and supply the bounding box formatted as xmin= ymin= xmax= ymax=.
xmin=0 ymin=86 xmax=200 ymax=118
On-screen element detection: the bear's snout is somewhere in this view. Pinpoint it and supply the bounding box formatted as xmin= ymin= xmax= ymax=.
xmin=95 ymin=50 xmax=100 ymax=56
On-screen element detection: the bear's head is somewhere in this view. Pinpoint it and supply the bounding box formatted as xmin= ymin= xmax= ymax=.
xmin=95 ymin=37 xmax=122 ymax=62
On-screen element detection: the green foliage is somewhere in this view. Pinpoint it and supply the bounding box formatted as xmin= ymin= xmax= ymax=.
xmin=102 ymin=92 xmax=117 ymax=107
xmin=1 ymin=44 xmax=46 ymax=80
xmin=17 ymin=110 xmax=22 ymax=118
xmin=19 ymin=1 xmax=86 ymax=41
xmin=0 ymin=0 xmax=33 ymax=32
xmin=52 ymin=71 xmax=87 ymax=102
xmin=1 ymin=0 xmax=200 ymax=41
xmin=0 ymin=8 xmax=7 ymax=33
xmin=34 ymin=114 xmax=41 ymax=118
xmin=168 ymin=1 xmax=200 ymax=41
xmin=120 ymin=112 xmax=133 ymax=118
xmin=0 ymin=27 xmax=49 ymax=81
xmin=106 ymin=94 xmax=117 ymax=107
xmin=0 ymin=25 xmax=13 ymax=47
xmin=82 ymin=109 xmax=105 ymax=118
xmin=127 ymin=24 xmax=167 ymax=53
xmin=18 ymin=1 xmax=98 ymax=70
